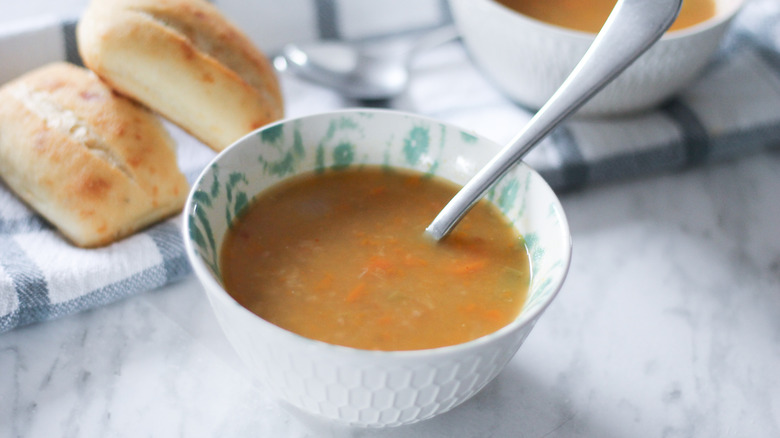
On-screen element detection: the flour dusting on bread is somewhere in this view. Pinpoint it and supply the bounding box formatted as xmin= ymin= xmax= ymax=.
xmin=8 ymin=84 xmax=136 ymax=183
xmin=0 ymin=62 xmax=189 ymax=247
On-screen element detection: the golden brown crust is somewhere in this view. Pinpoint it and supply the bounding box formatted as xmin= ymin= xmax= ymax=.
xmin=0 ymin=62 xmax=189 ymax=247
xmin=76 ymin=0 xmax=284 ymax=152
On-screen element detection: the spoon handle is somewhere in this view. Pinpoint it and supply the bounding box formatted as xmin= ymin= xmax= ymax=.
xmin=426 ymin=0 xmax=683 ymax=241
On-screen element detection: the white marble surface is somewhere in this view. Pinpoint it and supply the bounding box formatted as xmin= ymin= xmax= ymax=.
xmin=2 ymin=3 xmax=780 ymax=438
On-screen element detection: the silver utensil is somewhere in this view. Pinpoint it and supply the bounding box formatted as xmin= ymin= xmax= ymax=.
xmin=425 ymin=0 xmax=683 ymax=240
xmin=274 ymin=25 xmax=459 ymax=100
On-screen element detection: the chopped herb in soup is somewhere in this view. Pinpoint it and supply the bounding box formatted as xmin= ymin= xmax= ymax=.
xmin=220 ymin=167 xmax=531 ymax=351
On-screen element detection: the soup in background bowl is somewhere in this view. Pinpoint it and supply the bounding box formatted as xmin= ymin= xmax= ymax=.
xmin=449 ymin=0 xmax=745 ymax=116
xmin=183 ymin=109 xmax=571 ymax=427
xmin=495 ymin=0 xmax=717 ymax=34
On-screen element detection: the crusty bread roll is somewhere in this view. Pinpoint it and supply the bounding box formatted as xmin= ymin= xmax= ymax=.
xmin=0 ymin=62 xmax=189 ymax=248
xmin=76 ymin=0 xmax=284 ymax=152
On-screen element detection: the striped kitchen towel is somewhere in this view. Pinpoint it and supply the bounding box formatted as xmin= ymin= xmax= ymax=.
xmin=1 ymin=0 xmax=779 ymax=333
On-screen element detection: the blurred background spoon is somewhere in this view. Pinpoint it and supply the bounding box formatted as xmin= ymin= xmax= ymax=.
xmin=426 ymin=0 xmax=683 ymax=240
xmin=273 ymin=25 xmax=459 ymax=100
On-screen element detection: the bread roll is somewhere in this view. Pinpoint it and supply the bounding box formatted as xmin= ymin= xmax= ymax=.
xmin=0 ymin=62 xmax=189 ymax=248
xmin=76 ymin=0 xmax=284 ymax=152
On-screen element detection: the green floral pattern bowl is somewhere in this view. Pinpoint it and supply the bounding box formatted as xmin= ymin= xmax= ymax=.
xmin=183 ymin=109 xmax=571 ymax=427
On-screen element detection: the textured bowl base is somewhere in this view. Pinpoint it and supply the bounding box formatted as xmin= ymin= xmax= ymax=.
xmin=279 ymin=399 xmax=410 ymax=435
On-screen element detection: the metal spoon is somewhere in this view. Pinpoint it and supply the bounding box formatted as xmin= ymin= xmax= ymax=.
xmin=425 ymin=0 xmax=683 ymax=241
xmin=273 ymin=25 xmax=459 ymax=100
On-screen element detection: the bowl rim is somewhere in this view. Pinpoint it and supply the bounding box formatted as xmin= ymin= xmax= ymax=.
xmin=182 ymin=108 xmax=573 ymax=359
xmin=476 ymin=0 xmax=746 ymax=42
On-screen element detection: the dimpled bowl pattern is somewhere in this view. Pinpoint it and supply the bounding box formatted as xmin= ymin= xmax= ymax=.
xmin=448 ymin=0 xmax=744 ymax=116
xmin=183 ymin=109 xmax=571 ymax=427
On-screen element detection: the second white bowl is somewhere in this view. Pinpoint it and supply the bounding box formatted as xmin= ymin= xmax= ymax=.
xmin=449 ymin=0 xmax=744 ymax=116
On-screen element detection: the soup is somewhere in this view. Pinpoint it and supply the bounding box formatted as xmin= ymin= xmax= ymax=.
xmin=220 ymin=167 xmax=531 ymax=351
xmin=495 ymin=0 xmax=718 ymax=33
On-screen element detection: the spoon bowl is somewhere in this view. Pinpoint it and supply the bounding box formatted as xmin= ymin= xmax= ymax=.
xmin=274 ymin=25 xmax=459 ymax=100
xmin=275 ymin=42 xmax=410 ymax=100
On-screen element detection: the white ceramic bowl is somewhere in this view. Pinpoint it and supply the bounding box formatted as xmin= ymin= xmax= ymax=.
xmin=449 ymin=0 xmax=744 ymax=116
xmin=183 ymin=109 xmax=571 ymax=427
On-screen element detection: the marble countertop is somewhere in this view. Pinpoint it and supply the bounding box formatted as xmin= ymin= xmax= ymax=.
xmin=2 ymin=2 xmax=780 ymax=437
xmin=3 ymin=150 xmax=778 ymax=437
